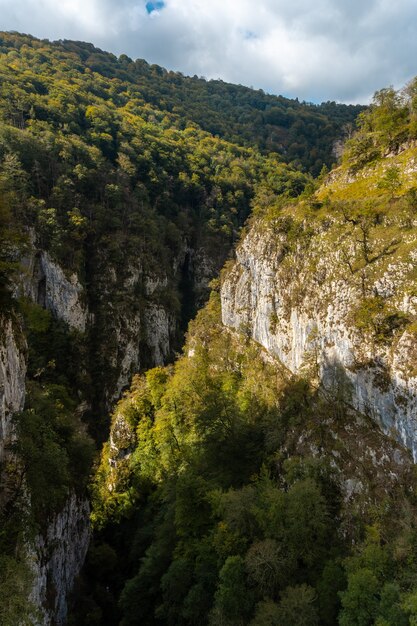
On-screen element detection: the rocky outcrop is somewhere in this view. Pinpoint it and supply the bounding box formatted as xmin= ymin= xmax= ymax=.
xmin=0 ymin=310 xmax=89 ymax=626
xmin=0 ymin=316 xmax=26 ymax=464
xmin=4 ymin=241 xmax=90 ymax=624
xmin=96 ymin=265 xmax=178 ymax=403
xmin=0 ymin=311 xmax=89 ymax=626
xmin=143 ymin=304 xmax=174 ymax=368
xmin=96 ymin=243 xmax=219 ymax=403
xmin=20 ymin=249 xmax=87 ymax=333
xmin=0 ymin=229 xmax=228 ymax=624
xmin=221 ymin=224 xmax=417 ymax=459
xmin=30 ymin=495 xmax=90 ymax=626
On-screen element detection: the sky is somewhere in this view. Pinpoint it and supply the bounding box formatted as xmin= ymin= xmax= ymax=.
xmin=1 ymin=0 xmax=416 ymax=104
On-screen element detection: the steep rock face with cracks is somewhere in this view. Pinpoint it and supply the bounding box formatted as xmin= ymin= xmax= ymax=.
xmin=221 ymin=215 xmax=417 ymax=457
xmin=221 ymin=125 xmax=417 ymax=459
xmin=0 ymin=316 xmax=26 ymax=465
xmin=0 ymin=232 xmax=220 ymax=624
xmin=0 ymin=279 xmax=89 ymax=624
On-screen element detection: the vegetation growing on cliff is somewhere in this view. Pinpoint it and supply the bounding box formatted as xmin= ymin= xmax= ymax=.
xmin=342 ymin=82 xmax=417 ymax=169
xmin=0 ymin=30 xmax=317 ymax=425
xmin=67 ymin=73 xmax=417 ymax=625
xmin=3 ymin=30 xmax=417 ymax=626
xmin=15 ymin=300 xmax=94 ymax=522
xmin=69 ymin=291 xmax=417 ymax=626
xmin=245 ymin=77 xmax=417 ymax=357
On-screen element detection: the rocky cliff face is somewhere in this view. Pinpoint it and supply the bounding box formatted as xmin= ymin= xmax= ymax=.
xmin=221 ymin=221 xmax=417 ymax=458
xmin=18 ymin=236 xmax=210 ymax=404
xmin=0 ymin=230 xmax=223 ymax=624
xmin=0 ymin=316 xmax=26 ymax=465
xmin=21 ymin=249 xmax=88 ymax=333
xmin=30 ymin=495 xmax=90 ymax=626
xmin=0 ymin=242 xmax=92 ymax=625
xmin=0 ymin=314 xmax=86 ymax=626
xmin=89 ymin=240 xmax=222 ymax=406
xmin=102 ymin=267 xmax=177 ymax=402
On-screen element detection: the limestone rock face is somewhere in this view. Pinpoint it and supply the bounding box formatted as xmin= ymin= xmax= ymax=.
xmin=0 ymin=313 xmax=89 ymax=625
xmin=97 ymin=265 xmax=177 ymax=402
xmin=221 ymin=225 xmax=417 ymax=459
xmin=0 ymin=244 xmax=89 ymax=624
xmin=143 ymin=303 xmax=174 ymax=367
xmin=0 ymin=232 xmax=226 ymax=624
xmin=0 ymin=318 xmax=27 ymax=575
xmin=0 ymin=315 xmax=88 ymax=625
xmin=98 ymin=243 xmax=217 ymax=402
xmin=21 ymin=249 xmax=87 ymax=333
xmin=30 ymin=495 xmax=90 ymax=626
xmin=0 ymin=315 xmax=26 ymax=473
xmin=18 ymin=234 xmax=220 ymax=404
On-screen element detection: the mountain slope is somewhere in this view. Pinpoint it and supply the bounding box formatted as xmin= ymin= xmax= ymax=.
xmin=80 ymin=80 xmax=417 ymax=625
xmin=82 ymin=292 xmax=417 ymax=626
xmin=0 ymin=32 xmax=364 ymax=175
xmin=0 ymin=31 xmax=311 ymax=426
xmin=222 ymin=82 xmax=417 ymax=456
xmin=0 ymin=31 xmax=316 ymax=625
xmin=2 ymin=31 xmax=416 ymax=626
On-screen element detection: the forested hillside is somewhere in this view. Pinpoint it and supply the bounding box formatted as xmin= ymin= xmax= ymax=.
xmin=0 ymin=31 xmax=317 ymax=625
xmin=0 ymin=32 xmax=363 ymax=175
xmin=74 ymin=79 xmax=417 ymax=625
xmin=0 ymin=30 xmax=312 ymax=425
xmin=78 ymin=292 xmax=417 ymax=626
xmin=3 ymin=29 xmax=417 ymax=626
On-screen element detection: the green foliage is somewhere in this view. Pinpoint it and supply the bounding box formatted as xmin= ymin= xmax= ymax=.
xmin=14 ymin=380 xmax=94 ymax=523
xmin=0 ymin=29 xmax=317 ymax=277
xmin=71 ymin=73 xmax=417 ymax=617
xmin=211 ymin=556 xmax=253 ymax=624
xmin=4 ymin=31 xmax=417 ymax=626
xmin=0 ymin=190 xmax=26 ymax=305
xmin=402 ymin=591 xmax=417 ymax=625
xmin=275 ymin=584 xmax=319 ymax=626
xmin=377 ymin=165 xmax=402 ymax=198
xmin=0 ymin=554 xmax=37 ymax=625
xmin=339 ymin=529 xmax=411 ymax=626
xmin=69 ymin=290 xmax=417 ymax=625
xmin=339 ymin=568 xmax=380 ymax=626
xmin=0 ymin=30 xmax=318 ymax=424
xmin=343 ymin=80 xmax=417 ymax=167
xmin=0 ymin=298 xmax=94 ymax=617
xmin=250 ymin=600 xmax=282 ymax=625
xmin=352 ymin=296 xmax=409 ymax=343
xmin=7 ymin=299 xmax=95 ymax=525
xmin=0 ymin=32 xmax=363 ymax=175
xmin=317 ymin=561 xmax=346 ymax=625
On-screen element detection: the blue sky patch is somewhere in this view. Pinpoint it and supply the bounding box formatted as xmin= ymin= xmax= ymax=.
xmin=146 ymin=1 xmax=165 ymax=14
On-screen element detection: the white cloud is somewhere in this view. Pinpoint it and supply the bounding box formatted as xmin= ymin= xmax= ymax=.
xmin=0 ymin=0 xmax=416 ymax=102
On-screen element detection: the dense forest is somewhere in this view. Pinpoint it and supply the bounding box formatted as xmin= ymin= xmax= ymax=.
xmin=0 ymin=31 xmax=324 ymax=625
xmin=0 ymin=32 xmax=363 ymax=176
xmin=0 ymin=30 xmax=314 ymax=429
xmin=71 ymin=291 xmax=417 ymax=626
xmin=70 ymin=79 xmax=417 ymax=625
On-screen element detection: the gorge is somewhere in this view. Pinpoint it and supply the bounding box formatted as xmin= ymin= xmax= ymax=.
xmin=1 ymin=31 xmax=417 ymax=626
